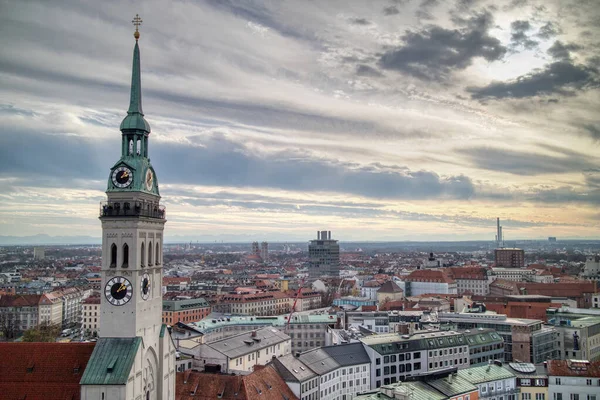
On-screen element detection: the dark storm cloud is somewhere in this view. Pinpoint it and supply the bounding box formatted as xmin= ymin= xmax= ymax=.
xmin=510 ymin=20 xmax=539 ymax=50
xmin=356 ymin=64 xmax=383 ymax=77
xmin=526 ymin=186 xmax=600 ymax=204
xmin=468 ymin=61 xmax=599 ymax=99
xmin=537 ymin=21 xmax=562 ymax=39
xmin=547 ymin=40 xmax=582 ymax=61
xmin=0 ymin=128 xmax=475 ymax=201
xmin=378 ymin=12 xmax=506 ymax=80
xmin=458 ymin=146 xmax=600 ymax=176
xmin=383 ymin=6 xmax=400 ymax=16
xmin=581 ymin=124 xmax=600 ymax=141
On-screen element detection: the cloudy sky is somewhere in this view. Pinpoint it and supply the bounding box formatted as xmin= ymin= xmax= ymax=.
xmin=1 ymin=0 xmax=599 ymax=242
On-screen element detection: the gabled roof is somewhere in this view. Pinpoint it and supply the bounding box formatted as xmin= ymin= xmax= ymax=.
xmin=547 ymin=359 xmax=600 ymax=377
xmin=320 ymin=342 xmax=370 ymax=366
xmin=271 ymin=355 xmax=317 ymax=383
xmin=0 ymin=342 xmax=95 ymax=400
xmin=377 ymin=281 xmax=403 ymax=294
xmin=80 ymin=337 xmax=141 ymax=385
xmin=0 ymin=294 xmax=42 ymax=307
xmin=207 ymin=328 xmax=290 ymax=359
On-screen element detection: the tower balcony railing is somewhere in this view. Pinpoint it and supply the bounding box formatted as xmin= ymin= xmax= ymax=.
xmin=99 ymin=201 xmax=166 ymax=219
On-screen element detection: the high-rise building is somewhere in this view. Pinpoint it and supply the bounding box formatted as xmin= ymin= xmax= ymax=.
xmin=33 ymin=247 xmax=45 ymax=260
xmin=308 ymin=230 xmax=340 ymax=278
xmin=260 ymin=241 xmax=268 ymax=261
xmin=83 ymin=21 xmax=176 ymax=400
xmin=251 ymin=241 xmax=260 ymax=257
xmin=494 ymin=248 xmax=525 ymax=268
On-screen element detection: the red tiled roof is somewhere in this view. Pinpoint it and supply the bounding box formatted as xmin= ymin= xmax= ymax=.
xmin=404 ymin=270 xmax=456 ymax=284
xmin=448 ymin=267 xmax=488 ymax=280
xmin=547 ymin=360 xmax=600 ymax=378
xmin=0 ymin=342 xmax=96 ymax=400
xmin=176 ymin=365 xmax=298 ymax=400
xmin=0 ymin=294 xmax=42 ymax=307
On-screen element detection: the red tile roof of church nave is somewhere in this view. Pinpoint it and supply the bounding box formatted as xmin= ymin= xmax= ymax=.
xmin=176 ymin=365 xmax=298 ymax=400
xmin=0 ymin=342 xmax=96 ymax=400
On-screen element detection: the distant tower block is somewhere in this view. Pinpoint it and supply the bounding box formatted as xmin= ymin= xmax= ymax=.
xmin=251 ymin=241 xmax=260 ymax=257
xmin=496 ymin=218 xmax=504 ymax=248
xmin=260 ymin=242 xmax=269 ymax=262
xmin=33 ymin=247 xmax=45 ymax=260
xmin=309 ymin=230 xmax=340 ymax=279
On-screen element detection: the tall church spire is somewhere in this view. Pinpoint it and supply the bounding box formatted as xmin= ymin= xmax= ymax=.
xmin=120 ymin=14 xmax=150 ymax=133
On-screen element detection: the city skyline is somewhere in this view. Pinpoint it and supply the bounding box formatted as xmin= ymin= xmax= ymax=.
xmin=1 ymin=0 xmax=599 ymax=242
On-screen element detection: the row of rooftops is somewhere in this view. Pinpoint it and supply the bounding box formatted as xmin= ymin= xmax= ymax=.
xmin=271 ymin=342 xmax=371 ymax=382
xmin=361 ymin=329 xmax=503 ymax=355
xmin=189 ymin=314 xmax=338 ymax=333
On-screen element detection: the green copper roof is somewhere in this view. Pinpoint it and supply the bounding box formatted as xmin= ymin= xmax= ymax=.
xmin=120 ymin=41 xmax=150 ymax=133
xmin=457 ymin=364 xmax=515 ymax=384
xmin=80 ymin=337 xmax=141 ymax=385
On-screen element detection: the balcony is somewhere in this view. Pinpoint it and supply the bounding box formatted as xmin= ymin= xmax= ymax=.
xmin=99 ymin=201 xmax=166 ymax=219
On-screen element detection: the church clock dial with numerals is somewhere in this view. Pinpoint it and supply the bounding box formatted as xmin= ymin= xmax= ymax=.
xmin=140 ymin=273 xmax=151 ymax=300
xmin=112 ymin=166 xmax=133 ymax=188
xmin=105 ymin=276 xmax=133 ymax=306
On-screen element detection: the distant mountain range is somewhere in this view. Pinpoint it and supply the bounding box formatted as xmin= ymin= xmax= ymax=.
xmin=0 ymin=234 xmax=102 ymax=246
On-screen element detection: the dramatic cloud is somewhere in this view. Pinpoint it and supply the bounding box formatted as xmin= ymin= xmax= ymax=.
xmin=547 ymin=40 xmax=582 ymax=61
xmin=468 ymin=61 xmax=599 ymax=99
xmin=379 ymin=12 xmax=506 ymax=80
xmin=1 ymin=0 xmax=599 ymax=240
xmin=509 ymin=20 xmax=538 ymax=50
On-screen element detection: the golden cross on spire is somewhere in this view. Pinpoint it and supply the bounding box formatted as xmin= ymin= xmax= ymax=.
xmin=132 ymin=14 xmax=143 ymax=40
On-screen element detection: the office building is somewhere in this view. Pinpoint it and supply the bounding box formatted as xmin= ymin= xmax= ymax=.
xmin=308 ymin=231 xmax=340 ymax=279
xmin=33 ymin=247 xmax=45 ymax=260
xmin=162 ymin=298 xmax=211 ymax=325
xmin=494 ymin=248 xmax=525 ymax=268
xmin=271 ymin=342 xmax=371 ymax=400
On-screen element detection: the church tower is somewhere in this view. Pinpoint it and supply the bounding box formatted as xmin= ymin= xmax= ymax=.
xmin=81 ymin=16 xmax=175 ymax=400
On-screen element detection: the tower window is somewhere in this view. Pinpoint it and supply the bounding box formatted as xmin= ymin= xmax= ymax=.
xmin=110 ymin=243 xmax=117 ymax=268
xmin=148 ymin=241 xmax=153 ymax=266
xmin=128 ymin=139 xmax=133 ymax=155
xmin=141 ymin=242 xmax=145 ymax=267
xmin=155 ymin=242 xmax=160 ymax=265
xmin=137 ymin=139 xmax=142 ymax=155
xmin=122 ymin=243 xmax=129 ymax=268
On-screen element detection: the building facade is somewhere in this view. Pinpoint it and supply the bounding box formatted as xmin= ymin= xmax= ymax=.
xmin=308 ymin=231 xmax=340 ymax=279
xmin=162 ymin=298 xmax=211 ymax=325
xmin=494 ymin=249 xmax=525 ymax=268
xmin=546 ymin=359 xmax=600 ymax=400
xmin=82 ymin=295 xmax=100 ymax=336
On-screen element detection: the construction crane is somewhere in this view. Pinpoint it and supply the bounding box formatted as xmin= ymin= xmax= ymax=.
xmin=286 ymin=277 xmax=306 ymax=331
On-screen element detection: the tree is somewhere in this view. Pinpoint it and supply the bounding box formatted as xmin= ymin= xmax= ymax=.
xmin=0 ymin=310 xmax=20 ymax=341
xmin=22 ymin=322 xmax=61 ymax=342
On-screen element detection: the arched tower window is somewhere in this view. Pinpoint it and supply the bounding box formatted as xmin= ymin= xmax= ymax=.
xmin=155 ymin=242 xmax=160 ymax=265
xmin=148 ymin=241 xmax=153 ymax=266
xmin=141 ymin=242 xmax=145 ymax=267
xmin=122 ymin=243 xmax=129 ymax=268
xmin=128 ymin=139 xmax=133 ymax=155
xmin=137 ymin=138 xmax=142 ymax=156
xmin=110 ymin=244 xmax=117 ymax=268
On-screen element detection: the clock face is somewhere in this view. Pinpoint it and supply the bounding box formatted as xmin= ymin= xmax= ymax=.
xmin=112 ymin=166 xmax=133 ymax=188
xmin=140 ymin=273 xmax=151 ymax=300
xmin=105 ymin=276 xmax=133 ymax=306
xmin=145 ymin=169 xmax=154 ymax=191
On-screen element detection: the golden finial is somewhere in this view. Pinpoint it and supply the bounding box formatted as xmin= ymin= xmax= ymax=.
xmin=132 ymin=14 xmax=143 ymax=40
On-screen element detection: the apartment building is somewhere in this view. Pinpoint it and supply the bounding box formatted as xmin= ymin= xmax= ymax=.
xmin=38 ymin=292 xmax=63 ymax=326
xmin=547 ymin=359 xmax=600 ymax=400
xmin=82 ymin=295 xmax=100 ymax=336
xmin=178 ymin=327 xmax=291 ymax=374
xmin=448 ymin=267 xmax=493 ymax=296
xmin=437 ymin=311 xmax=559 ymax=363
xmin=162 ymin=298 xmax=210 ymax=325
xmin=272 ymin=343 xmax=371 ymax=400
xmin=464 ymin=329 xmax=505 ymax=366
xmin=491 ymin=268 xmax=536 ymax=282
xmin=217 ymin=291 xmax=291 ymax=315
xmin=186 ymin=314 xmax=338 ymax=353
xmin=457 ymin=363 xmax=518 ymax=400
xmin=344 ymin=312 xmax=391 ymax=334
xmin=0 ymin=294 xmax=40 ymax=334
xmin=59 ymin=287 xmax=90 ymax=327
xmin=397 ymin=270 xmax=457 ymax=297
xmin=361 ymin=330 xmax=471 ymax=389
xmin=494 ymin=248 xmax=525 ymax=268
